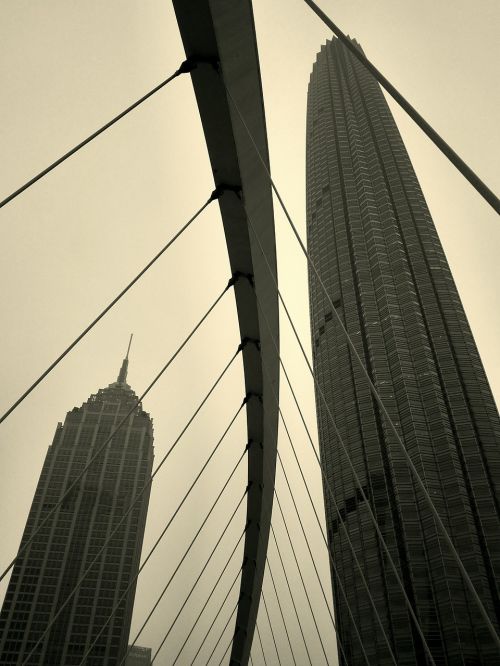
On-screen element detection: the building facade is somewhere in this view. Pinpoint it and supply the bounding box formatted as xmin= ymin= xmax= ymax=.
xmin=307 ymin=37 xmax=500 ymax=665
xmin=0 ymin=355 xmax=154 ymax=665
xmin=124 ymin=645 xmax=151 ymax=666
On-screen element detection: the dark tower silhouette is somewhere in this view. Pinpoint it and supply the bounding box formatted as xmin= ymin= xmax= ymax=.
xmin=0 ymin=341 xmax=154 ymax=664
xmin=306 ymin=38 xmax=500 ymax=665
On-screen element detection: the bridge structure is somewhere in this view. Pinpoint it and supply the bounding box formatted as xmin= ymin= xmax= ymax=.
xmin=0 ymin=1 xmax=498 ymax=665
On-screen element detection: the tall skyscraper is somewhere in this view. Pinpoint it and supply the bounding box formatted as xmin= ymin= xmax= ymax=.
xmin=0 ymin=349 xmax=154 ymax=665
xmin=307 ymin=38 xmax=500 ymax=665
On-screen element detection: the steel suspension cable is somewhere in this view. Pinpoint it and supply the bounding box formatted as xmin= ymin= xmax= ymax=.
xmin=218 ymin=632 xmax=235 ymax=666
xmin=1 ymin=282 xmax=235 ymax=585
xmin=274 ymin=448 xmax=354 ymax=665
xmin=265 ymin=556 xmax=298 ymax=666
xmin=226 ymin=85 xmax=500 ymax=651
xmin=254 ymin=450 xmax=314 ymax=665
xmin=245 ymin=426 xmax=312 ymax=666
xmin=257 ymin=295 xmax=396 ymax=663
xmin=261 ymin=588 xmax=283 ymax=666
xmin=301 ymin=0 xmax=499 ymax=214
xmin=245 ymin=209 xmax=435 ymax=664
xmin=188 ymin=565 xmax=242 ymax=665
xmin=272 ymin=487 xmax=331 ymax=665
xmin=23 ymin=397 xmax=244 ymax=666
xmin=0 ymin=191 xmax=221 ymax=426
xmin=131 ymin=483 xmax=247 ymax=664
xmin=74 ymin=401 xmax=245 ymax=666
xmin=255 ymin=302 xmax=362 ymax=665
xmin=271 ymin=450 xmax=362 ymax=666
xmin=0 ymin=59 xmax=198 ymax=210
xmin=171 ymin=543 xmax=244 ymax=665
xmin=275 ymin=366 xmax=397 ymax=664
xmin=269 ymin=522 xmax=313 ymax=666
xmin=205 ymin=601 xmax=239 ymax=665
xmin=255 ymin=621 xmax=268 ymax=666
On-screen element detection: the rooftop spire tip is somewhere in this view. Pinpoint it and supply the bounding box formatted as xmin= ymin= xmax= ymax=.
xmin=117 ymin=334 xmax=133 ymax=384
xmin=126 ymin=333 xmax=133 ymax=360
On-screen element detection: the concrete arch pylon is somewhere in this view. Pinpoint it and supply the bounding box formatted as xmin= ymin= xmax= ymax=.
xmin=172 ymin=1 xmax=279 ymax=664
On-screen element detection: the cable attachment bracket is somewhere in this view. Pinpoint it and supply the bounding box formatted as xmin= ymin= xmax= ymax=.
xmin=178 ymin=54 xmax=220 ymax=75
xmin=238 ymin=337 xmax=261 ymax=354
xmin=227 ymin=271 xmax=254 ymax=291
xmin=242 ymin=392 xmax=263 ymax=407
xmin=209 ymin=183 xmax=242 ymax=203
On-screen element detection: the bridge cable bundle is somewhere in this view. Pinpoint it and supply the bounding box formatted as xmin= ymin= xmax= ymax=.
xmin=226 ymin=88 xmax=500 ymax=655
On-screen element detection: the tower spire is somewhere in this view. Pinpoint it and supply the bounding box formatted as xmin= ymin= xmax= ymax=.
xmin=117 ymin=334 xmax=133 ymax=384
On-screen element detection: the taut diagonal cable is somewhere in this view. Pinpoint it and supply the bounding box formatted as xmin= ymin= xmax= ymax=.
xmin=247 ymin=208 xmax=435 ymax=666
xmin=226 ymin=86 xmax=500 ymax=651
xmin=257 ymin=295 xmax=396 ymax=663
xmin=246 ymin=209 xmax=434 ymax=663
xmin=0 ymin=59 xmax=198 ymax=210
xmin=301 ymin=0 xmax=499 ymax=213
xmin=218 ymin=632 xmax=236 ymax=666
xmin=74 ymin=401 xmax=245 ymax=666
xmin=255 ymin=452 xmax=315 ymax=665
xmin=151 ymin=524 xmax=244 ymax=663
xmin=269 ymin=522 xmax=313 ymax=666
xmin=265 ymin=556 xmax=298 ymax=666
xmin=125 ymin=477 xmax=247 ymax=664
xmin=1 ymin=281 xmax=234 ymax=585
xmin=272 ymin=487 xmax=331 ymax=665
xmin=205 ymin=601 xmax=239 ymax=665
xmin=0 ymin=191 xmax=221 ymax=426
xmin=274 ymin=450 xmax=353 ymax=665
xmin=255 ymin=621 xmax=268 ymax=666
xmin=261 ymin=588 xmax=283 ymax=666
xmin=276 ymin=373 xmax=397 ymax=664
xmin=186 ymin=565 xmax=242 ymax=666
xmin=256 ymin=304 xmax=364 ymax=664
xmin=171 ymin=544 xmax=244 ymax=665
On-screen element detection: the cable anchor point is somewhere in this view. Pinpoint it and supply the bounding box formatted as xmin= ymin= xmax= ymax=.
xmin=242 ymin=392 xmax=263 ymax=407
xmin=227 ymin=271 xmax=254 ymax=291
xmin=238 ymin=337 xmax=260 ymax=354
xmin=209 ymin=183 xmax=242 ymax=202
xmin=178 ymin=55 xmax=220 ymax=76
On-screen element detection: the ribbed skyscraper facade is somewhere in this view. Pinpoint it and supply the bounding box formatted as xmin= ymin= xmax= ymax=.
xmin=307 ymin=38 xmax=500 ymax=665
xmin=0 ymin=353 xmax=154 ymax=665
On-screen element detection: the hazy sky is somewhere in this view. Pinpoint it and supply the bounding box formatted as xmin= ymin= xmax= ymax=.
xmin=0 ymin=1 xmax=498 ymax=664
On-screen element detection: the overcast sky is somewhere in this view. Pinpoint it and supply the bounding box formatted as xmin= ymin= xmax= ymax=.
xmin=0 ymin=1 xmax=498 ymax=664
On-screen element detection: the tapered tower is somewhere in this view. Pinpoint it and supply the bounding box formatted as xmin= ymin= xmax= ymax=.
xmin=0 ymin=343 xmax=154 ymax=664
xmin=306 ymin=38 xmax=500 ymax=664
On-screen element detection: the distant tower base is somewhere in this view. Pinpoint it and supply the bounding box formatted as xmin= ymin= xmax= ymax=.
xmin=125 ymin=645 xmax=151 ymax=665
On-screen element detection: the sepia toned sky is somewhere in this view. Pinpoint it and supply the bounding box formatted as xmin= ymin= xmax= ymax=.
xmin=0 ymin=1 xmax=498 ymax=663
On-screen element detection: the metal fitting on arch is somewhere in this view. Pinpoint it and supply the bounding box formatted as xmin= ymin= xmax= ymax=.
xmin=242 ymin=392 xmax=263 ymax=407
xmin=238 ymin=337 xmax=260 ymax=353
xmin=178 ymin=54 xmax=220 ymax=75
xmin=209 ymin=183 xmax=243 ymax=202
xmin=227 ymin=271 xmax=254 ymax=290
